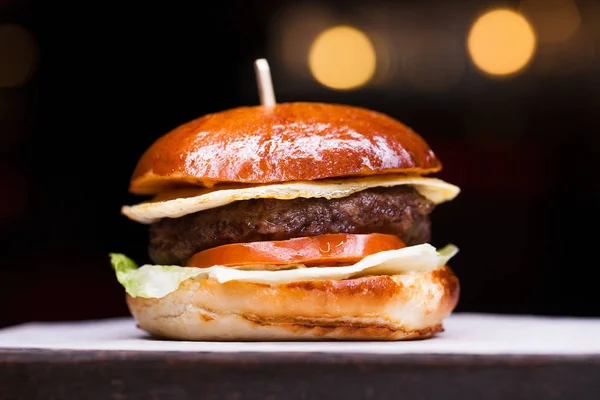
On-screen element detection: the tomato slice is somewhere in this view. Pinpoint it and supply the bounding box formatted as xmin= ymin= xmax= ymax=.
xmin=185 ymin=233 xmax=406 ymax=269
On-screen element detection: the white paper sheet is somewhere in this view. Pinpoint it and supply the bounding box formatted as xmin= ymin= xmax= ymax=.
xmin=1 ymin=313 xmax=599 ymax=355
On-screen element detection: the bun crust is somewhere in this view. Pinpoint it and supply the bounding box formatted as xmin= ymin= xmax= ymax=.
xmin=130 ymin=103 xmax=442 ymax=194
xmin=126 ymin=266 xmax=459 ymax=341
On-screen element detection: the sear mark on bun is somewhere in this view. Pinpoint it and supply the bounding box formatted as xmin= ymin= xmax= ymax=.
xmin=148 ymin=185 xmax=434 ymax=265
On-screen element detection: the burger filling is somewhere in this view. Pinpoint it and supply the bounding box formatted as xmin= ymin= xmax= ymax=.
xmin=110 ymin=242 xmax=458 ymax=299
xmin=148 ymin=186 xmax=434 ymax=265
xmin=111 ymin=177 xmax=460 ymax=299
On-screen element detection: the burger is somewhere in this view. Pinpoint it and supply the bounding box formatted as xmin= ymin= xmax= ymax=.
xmin=110 ymin=102 xmax=461 ymax=341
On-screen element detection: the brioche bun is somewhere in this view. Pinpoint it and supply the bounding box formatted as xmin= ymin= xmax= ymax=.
xmin=129 ymin=102 xmax=442 ymax=195
xmin=126 ymin=266 xmax=459 ymax=341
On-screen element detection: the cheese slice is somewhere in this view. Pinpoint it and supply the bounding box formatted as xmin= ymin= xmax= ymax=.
xmin=207 ymin=243 xmax=457 ymax=284
xmin=111 ymin=243 xmax=458 ymax=299
xmin=122 ymin=174 xmax=460 ymax=224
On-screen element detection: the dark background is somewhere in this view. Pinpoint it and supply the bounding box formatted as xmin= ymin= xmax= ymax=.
xmin=1 ymin=0 xmax=599 ymax=328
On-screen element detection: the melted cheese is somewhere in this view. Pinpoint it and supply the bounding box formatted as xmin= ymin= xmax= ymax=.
xmin=205 ymin=243 xmax=458 ymax=285
xmin=121 ymin=174 xmax=460 ymax=224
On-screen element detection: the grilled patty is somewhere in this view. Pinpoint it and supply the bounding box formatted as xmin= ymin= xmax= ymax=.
xmin=148 ymin=185 xmax=435 ymax=265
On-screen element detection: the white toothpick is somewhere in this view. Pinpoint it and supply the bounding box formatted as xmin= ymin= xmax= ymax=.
xmin=254 ymin=58 xmax=276 ymax=107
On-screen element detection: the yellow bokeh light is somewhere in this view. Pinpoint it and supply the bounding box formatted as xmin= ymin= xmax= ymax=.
xmin=467 ymin=9 xmax=536 ymax=76
xmin=308 ymin=25 xmax=376 ymax=90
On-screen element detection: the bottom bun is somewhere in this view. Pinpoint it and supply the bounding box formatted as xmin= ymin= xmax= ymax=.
xmin=127 ymin=266 xmax=459 ymax=341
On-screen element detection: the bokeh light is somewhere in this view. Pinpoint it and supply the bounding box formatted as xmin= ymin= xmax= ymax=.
xmin=308 ymin=25 xmax=376 ymax=90
xmin=520 ymin=0 xmax=580 ymax=44
xmin=0 ymin=24 xmax=38 ymax=88
xmin=467 ymin=9 xmax=536 ymax=76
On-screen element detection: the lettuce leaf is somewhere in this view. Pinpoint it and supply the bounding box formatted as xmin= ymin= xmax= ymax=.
xmin=110 ymin=253 xmax=204 ymax=298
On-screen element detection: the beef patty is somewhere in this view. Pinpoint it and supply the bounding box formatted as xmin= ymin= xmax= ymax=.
xmin=148 ymin=186 xmax=435 ymax=265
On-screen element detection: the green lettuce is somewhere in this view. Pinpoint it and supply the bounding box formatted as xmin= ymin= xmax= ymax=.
xmin=109 ymin=253 xmax=203 ymax=298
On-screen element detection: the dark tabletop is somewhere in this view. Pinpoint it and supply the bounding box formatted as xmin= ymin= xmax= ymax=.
xmin=2 ymin=348 xmax=600 ymax=400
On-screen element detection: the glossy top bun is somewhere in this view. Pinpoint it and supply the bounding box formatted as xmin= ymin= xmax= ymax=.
xmin=130 ymin=102 xmax=442 ymax=195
